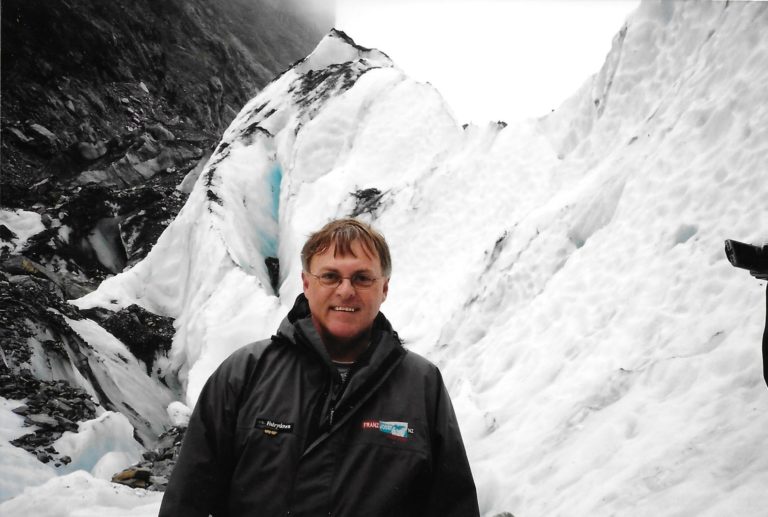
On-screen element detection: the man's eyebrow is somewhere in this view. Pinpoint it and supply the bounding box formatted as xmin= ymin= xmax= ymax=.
xmin=316 ymin=267 xmax=375 ymax=274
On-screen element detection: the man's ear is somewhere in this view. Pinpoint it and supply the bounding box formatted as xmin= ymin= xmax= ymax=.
xmin=382 ymin=278 xmax=389 ymax=301
xmin=301 ymin=271 xmax=310 ymax=294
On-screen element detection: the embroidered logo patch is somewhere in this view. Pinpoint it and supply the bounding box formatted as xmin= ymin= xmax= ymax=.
xmin=256 ymin=418 xmax=294 ymax=436
xmin=362 ymin=420 xmax=413 ymax=440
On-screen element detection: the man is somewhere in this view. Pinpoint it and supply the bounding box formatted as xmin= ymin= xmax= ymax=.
xmin=160 ymin=218 xmax=479 ymax=516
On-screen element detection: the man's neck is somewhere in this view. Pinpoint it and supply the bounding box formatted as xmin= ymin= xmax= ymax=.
xmin=323 ymin=333 xmax=371 ymax=363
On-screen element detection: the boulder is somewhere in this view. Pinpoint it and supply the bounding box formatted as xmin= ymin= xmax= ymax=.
xmin=0 ymin=224 xmax=18 ymax=242
xmin=112 ymin=467 xmax=152 ymax=488
xmin=28 ymin=123 xmax=59 ymax=147
xmin=6 ymin=127 xmax=32 ymax=144
xmin=11 ymin=404 xmax=29 ymax=415
xmin=77 ymin=140 xmax=108 ymax=161
xmin=147 ymin=123 xmax=175 ymax=141
xmin=25 ymin=413 xmax=59 ymax=427
xmin=109 ymin=426 xmax=185 ymax=491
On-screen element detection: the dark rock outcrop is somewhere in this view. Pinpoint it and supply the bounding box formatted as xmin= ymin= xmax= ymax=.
xmin=2 ymin=0 xmax=331 ymax=201
xmin=111 ymin=425 xmax=186 ymax=491
xmin=0 ymin=0 xmax=331 ymax=490
xmin=350 ymin=188 xmax=385 ymax=217
xmin=1 ymin=0 xmax=331 ymax=278
xmin=96 ymin=304 xmax=175 ymax=375
xmin=2 ymin=370 xmax=97 ymax=467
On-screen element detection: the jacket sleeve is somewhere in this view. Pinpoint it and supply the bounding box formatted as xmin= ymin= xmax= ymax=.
xmin=763 ymin=284 xmax=767 ymax=388
xmin=159 ymin=358 xmax=243 ymax=517
xmin=423 ymin=368 xmax=480 ymax=517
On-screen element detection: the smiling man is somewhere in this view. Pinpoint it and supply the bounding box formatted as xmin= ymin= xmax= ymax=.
xmin=301 ymin=226 xmax=390 ymax=363
xmin=160 ymin=218 xmax=479 ymax=517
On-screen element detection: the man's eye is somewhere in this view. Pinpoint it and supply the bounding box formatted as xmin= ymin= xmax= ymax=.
xmin=320 ymin=272 xmax=340 ymax=283
xmin=353 ymin=274 xmax=375 ymax=286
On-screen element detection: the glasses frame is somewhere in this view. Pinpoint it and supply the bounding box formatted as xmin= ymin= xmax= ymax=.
xmin=306 ymin=270 xmax=383 ymax=290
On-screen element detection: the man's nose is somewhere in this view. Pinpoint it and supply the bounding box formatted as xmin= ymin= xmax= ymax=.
xmin=336 ymin=277 xmax=356 ymax=296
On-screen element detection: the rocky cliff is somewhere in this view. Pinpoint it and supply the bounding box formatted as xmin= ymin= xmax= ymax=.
xmin=0 ymin=0 xmax=331 ymax=481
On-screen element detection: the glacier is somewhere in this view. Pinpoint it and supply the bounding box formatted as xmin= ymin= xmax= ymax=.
xmin=3 ymin=1 xmax=768 ymax=515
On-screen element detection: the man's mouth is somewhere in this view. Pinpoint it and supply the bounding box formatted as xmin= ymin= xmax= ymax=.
xmin=333 ymin=306 xmax=357 ymax=312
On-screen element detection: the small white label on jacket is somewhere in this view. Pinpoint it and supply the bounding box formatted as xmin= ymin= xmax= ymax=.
xmin=256 ymin=418 xmax=294 ymax=436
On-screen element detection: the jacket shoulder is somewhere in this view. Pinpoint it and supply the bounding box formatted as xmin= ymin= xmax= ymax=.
xmin=208 ymin=337 xmax=274 ymax=385
xmin=399 ymin=348 xmax=442 ymax=378
xmin=226 ymin=337 xmax=273 ymax=363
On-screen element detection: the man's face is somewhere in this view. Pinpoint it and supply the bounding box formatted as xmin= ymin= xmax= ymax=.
xmin=302 ymin=239 xmax=389 ymax=348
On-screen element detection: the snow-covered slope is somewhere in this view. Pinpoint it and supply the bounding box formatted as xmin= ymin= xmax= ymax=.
xmin=8 ymin=2 xmax=767 ymax=514
xmin=446 ymin=3 xmax=768 ymax=515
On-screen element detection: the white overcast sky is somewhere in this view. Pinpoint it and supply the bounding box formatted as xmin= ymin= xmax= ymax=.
xmin=335 ymin=0 xmax=640 ymax=124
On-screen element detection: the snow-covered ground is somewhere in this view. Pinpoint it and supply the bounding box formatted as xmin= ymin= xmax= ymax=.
xmin=0 ymin=209 xmax=45 ymax=255
xmin=0 ymin=398 xmax=56 ymax=502
xmin=3 ymin=1 xmax=768 ymax=515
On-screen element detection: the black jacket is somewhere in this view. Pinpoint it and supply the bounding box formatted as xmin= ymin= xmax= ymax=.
xmin=160 ymin=295 xmax=479 ymax=516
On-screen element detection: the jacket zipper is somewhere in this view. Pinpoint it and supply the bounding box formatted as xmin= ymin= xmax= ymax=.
xmin=327 ymin=369 xmax=346 ymax=428
xmin=302 ymin=348 xmax=405 ymax=459
xmin=328 ymin=359 xmax=357 ymax=428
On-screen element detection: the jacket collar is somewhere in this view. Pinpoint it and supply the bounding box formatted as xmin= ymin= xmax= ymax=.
xmin=278 ymin=295 xmax=406 ymax=444
xmin=276 ymin=294 xmax=403 ymax=375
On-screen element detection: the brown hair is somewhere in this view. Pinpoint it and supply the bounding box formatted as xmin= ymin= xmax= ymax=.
xmin=301 ymin=218 xmax=392 ymax=277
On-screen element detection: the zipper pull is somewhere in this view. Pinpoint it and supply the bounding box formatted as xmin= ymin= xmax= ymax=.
xmin=329 ymin=407 xmax=335 ymax=427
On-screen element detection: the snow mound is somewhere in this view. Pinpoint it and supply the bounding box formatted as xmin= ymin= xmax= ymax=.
xmin=0 ymin=208 xmax=45 ymax=254
xmin=0 ymin=470 xmax=162 ymax=517
xmin=54 ymin=412 xmax=143 ymax=478
xmin=0 ymin=398 xmax=56 ymax=502
xmin=166 ymin=401 xmax=191 ymax=427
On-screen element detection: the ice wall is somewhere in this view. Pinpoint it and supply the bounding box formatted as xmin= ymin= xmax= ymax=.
xmin=449 ymin=2 xmax=768 ymax=515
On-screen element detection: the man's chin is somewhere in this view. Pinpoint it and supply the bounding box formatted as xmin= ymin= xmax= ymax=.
xmin=326 ymin=329 xmax=365 ymax=345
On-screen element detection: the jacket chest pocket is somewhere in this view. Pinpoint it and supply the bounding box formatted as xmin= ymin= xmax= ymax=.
xmin=229 ymin=424 xmax=301 ymax=516
xmin=328 ymin=418 xmax=431 ymax=515
xmin=234 ymin=417 xmax=303 ymax=473
xmin=235 ymin=417 xmax=303 ymax=465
